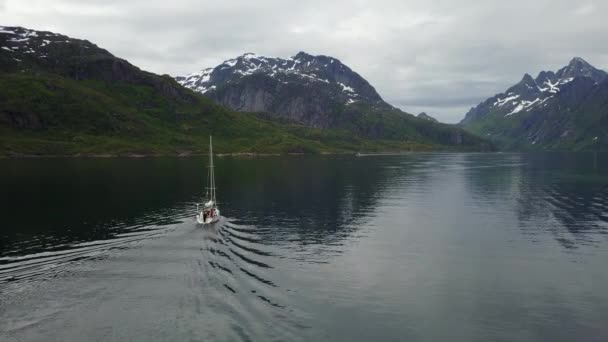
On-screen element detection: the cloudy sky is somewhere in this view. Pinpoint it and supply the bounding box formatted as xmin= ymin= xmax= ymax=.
xmin=1 ymin=0 xmax=607 ymax=122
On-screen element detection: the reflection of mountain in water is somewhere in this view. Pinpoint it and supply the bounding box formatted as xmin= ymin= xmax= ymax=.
xmin=0 ymin=156 xmax=403 ymax=259
xmin=460 ymin=153 xmax=523 ymax=202
xmin=462 ymin=153 xmax=608 ymax=250
xmin=216 ymin=156 xmax=403 ymax=247
xmin=0 ymin=158 xmax=203 ymax=257
xmin=515 ymin=153 xmax=608 ymax=249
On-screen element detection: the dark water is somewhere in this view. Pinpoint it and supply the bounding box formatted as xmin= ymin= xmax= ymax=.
xmin=1 ymin=153 xmax=608 ymax=341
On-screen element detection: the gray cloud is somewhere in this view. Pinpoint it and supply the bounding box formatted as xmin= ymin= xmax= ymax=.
xmin=2 ymin=0 xmax=607 ymax=123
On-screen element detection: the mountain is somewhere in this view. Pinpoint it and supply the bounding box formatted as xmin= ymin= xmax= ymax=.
xmin=0 ymin=26 xmax=382 ymax=155
xmin=460 ymin=57 xmax=608 ymax=150
xmin=176 ymin=52 xmax=392 ymax=128
xmin=0 ymin=26 xmax=490 ymax=155
xmin=417 ymin=112 xmax=438 ymax=123
xmin=177 ymin=52 xmax=491 ymax=148
xmin=0 ymin=26 xmax=193 ymax=100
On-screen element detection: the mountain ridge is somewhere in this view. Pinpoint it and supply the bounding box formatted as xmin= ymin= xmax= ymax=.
xmin=176 ymin=52 xmax=387 ymax=105
xmin=0 ymin=25 xmax=492 ymax=155
xmin=176 ymin=51 xmax=392 ymax=128
xmin=460 ymin=57 xmax=608 ymax=150
xmin=176 ymin=51 xmax=489 ymax=148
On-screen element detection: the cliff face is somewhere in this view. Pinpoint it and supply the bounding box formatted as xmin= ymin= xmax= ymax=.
xmin=177 ymin=52 xmax=391 ymax=128
xmin=460 ymin=57 xmax=608 ymax=150
xmin=176 ymin=51 xmax=491 ymax=149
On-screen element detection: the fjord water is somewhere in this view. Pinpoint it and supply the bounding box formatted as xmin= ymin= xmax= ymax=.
xmin=1 ymin=153 xmax=607 ymax=341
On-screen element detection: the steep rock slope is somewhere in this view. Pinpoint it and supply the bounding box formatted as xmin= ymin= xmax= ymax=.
xmin=177 ymin=52 xmax=390 ymax=128
xmin=460 ymin=57 xmax=608 ymax=150
xmin=178 ymin=52 xmax=490 ymax=149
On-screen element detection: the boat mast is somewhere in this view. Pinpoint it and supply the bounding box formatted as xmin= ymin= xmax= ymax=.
xmin=205 ymin=150 xmax=210 ymax=200
xmin=209 ymin=136 xmax=216 ymax=205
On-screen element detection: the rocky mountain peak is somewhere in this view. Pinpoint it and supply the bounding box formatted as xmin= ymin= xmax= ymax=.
xmin=567 ymin=57 xmax=593 ymax=70
xmin=556 ymin=57 xmax=606 ymax=83
xmin=521 ymin=73 xmax=535 ymax=84
xmin=462 ymin=57 xmax=607 ymax=124
xmin=0 ymin=26 xmax=110 ymax=68
xmin=535 ymin=70 xmax=557 ymax=84
xmin=504 ymin=73 xmax=539 ymax=98
xmin=293 ymin=51 xmax=313 ymax=60
xmin=460 ymin=57 xmax=608 ymax=150
xmin=177 ymin=51 xmax=384 ymax=101
xmin=175 ymin=51 xmax=391 ymax=127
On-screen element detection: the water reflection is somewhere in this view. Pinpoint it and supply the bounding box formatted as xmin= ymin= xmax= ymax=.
xmin=460 ymin=152 xmax=608 ymax=250
xmin=2 ymin=154 xmax=608 ymax=341
xmin=3 ymin=154 xmax=607 ymax=259
xmin=516 ymin=153 xmax=608 ymax=249
xmin=218 ymin=156 xmax=398 ymax=246
xmin=0 ymin=158 xmax=203 ymax=257
xmin=0 ymin=156 xmax=401 ymax=260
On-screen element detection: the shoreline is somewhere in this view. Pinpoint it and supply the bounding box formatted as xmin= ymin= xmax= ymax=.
xmin=0 ymin=150 xmax=502 ymax=159
xmin=0 ymin=151 xmax=354 ymax=159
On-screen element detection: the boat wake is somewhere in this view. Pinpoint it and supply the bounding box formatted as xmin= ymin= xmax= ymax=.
xmin=193 ymin=218 xmax=312 ymax=341
xmin=1 ymin=213 xmax=313 ymax=341
xmin=0 ymin=209 xmax=189 ymax=286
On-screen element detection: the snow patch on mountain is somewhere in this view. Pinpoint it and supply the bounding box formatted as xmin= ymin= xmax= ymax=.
xmin=176 ymin=52 xmax=374 ymax=105
xmin=506 ymin=98 xmax=540 ymax=116
xmin=179 ymin=68 xmax=213 ymax=93
xmin=538 ymin=77 xmax=573 ymax=93
xmin=0 ymin=26 xmax=98 ymax=61
xmin=488 ymin=58 xmax=606 ymax=117
xmin=338 ymin=82 xmax=355 ymax=93
xmin=494 ymin=94 xmax=520 ymax=106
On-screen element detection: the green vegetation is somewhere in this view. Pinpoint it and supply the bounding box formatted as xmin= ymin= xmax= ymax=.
xmin=463 ymin=105 xmax=608 ymax=151
xmin=0 ymin=26 xmax=494 ymax=156
xmin=333 ymin=102 xmax=489 ymax=148
xmin=0 ymin=70 xmax=491 ymax=156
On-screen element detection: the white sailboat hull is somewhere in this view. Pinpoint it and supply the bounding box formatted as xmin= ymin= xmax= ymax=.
xmin=196 ymin=209 xmax=221 ymax=225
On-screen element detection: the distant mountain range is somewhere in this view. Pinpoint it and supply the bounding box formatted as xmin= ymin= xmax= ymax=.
xmin=0 ymin=26 xmax=490 ymax=156
xmin=460 ymin=57 xmax=608 ymax=150
xmin=3 ymin=24 xmax=607 ymax=154
xmin=177 ymin=52 xmax=487 ymax=147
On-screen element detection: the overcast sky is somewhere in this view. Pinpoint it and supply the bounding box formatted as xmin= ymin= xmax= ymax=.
xmin=1 ymin=0 xmax=607 ymax=122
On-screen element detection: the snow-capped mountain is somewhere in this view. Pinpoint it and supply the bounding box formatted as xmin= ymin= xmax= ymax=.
xmin=174 ymin=51 xmax=488 ymax=147
xmin=0 ymin=25 xmax=107 ymax=70
xmin=461 ymin=57 xmax=607 ymax=124
xmin=0 ymin=25 xmax=73 ymax=58
xmin=176 ymin=52 xmax=391 ymax=127
xmin=0 ymin=25 xmax=196 ymax=102
xmin=0 ymin=26 xmax=196 ymax=116
xmin=460 ymin=57 xmax=608 ymax=150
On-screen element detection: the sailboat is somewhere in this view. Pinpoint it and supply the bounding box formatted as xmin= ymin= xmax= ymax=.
xmin=196 ymin=136 xmax=221 ymax=225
